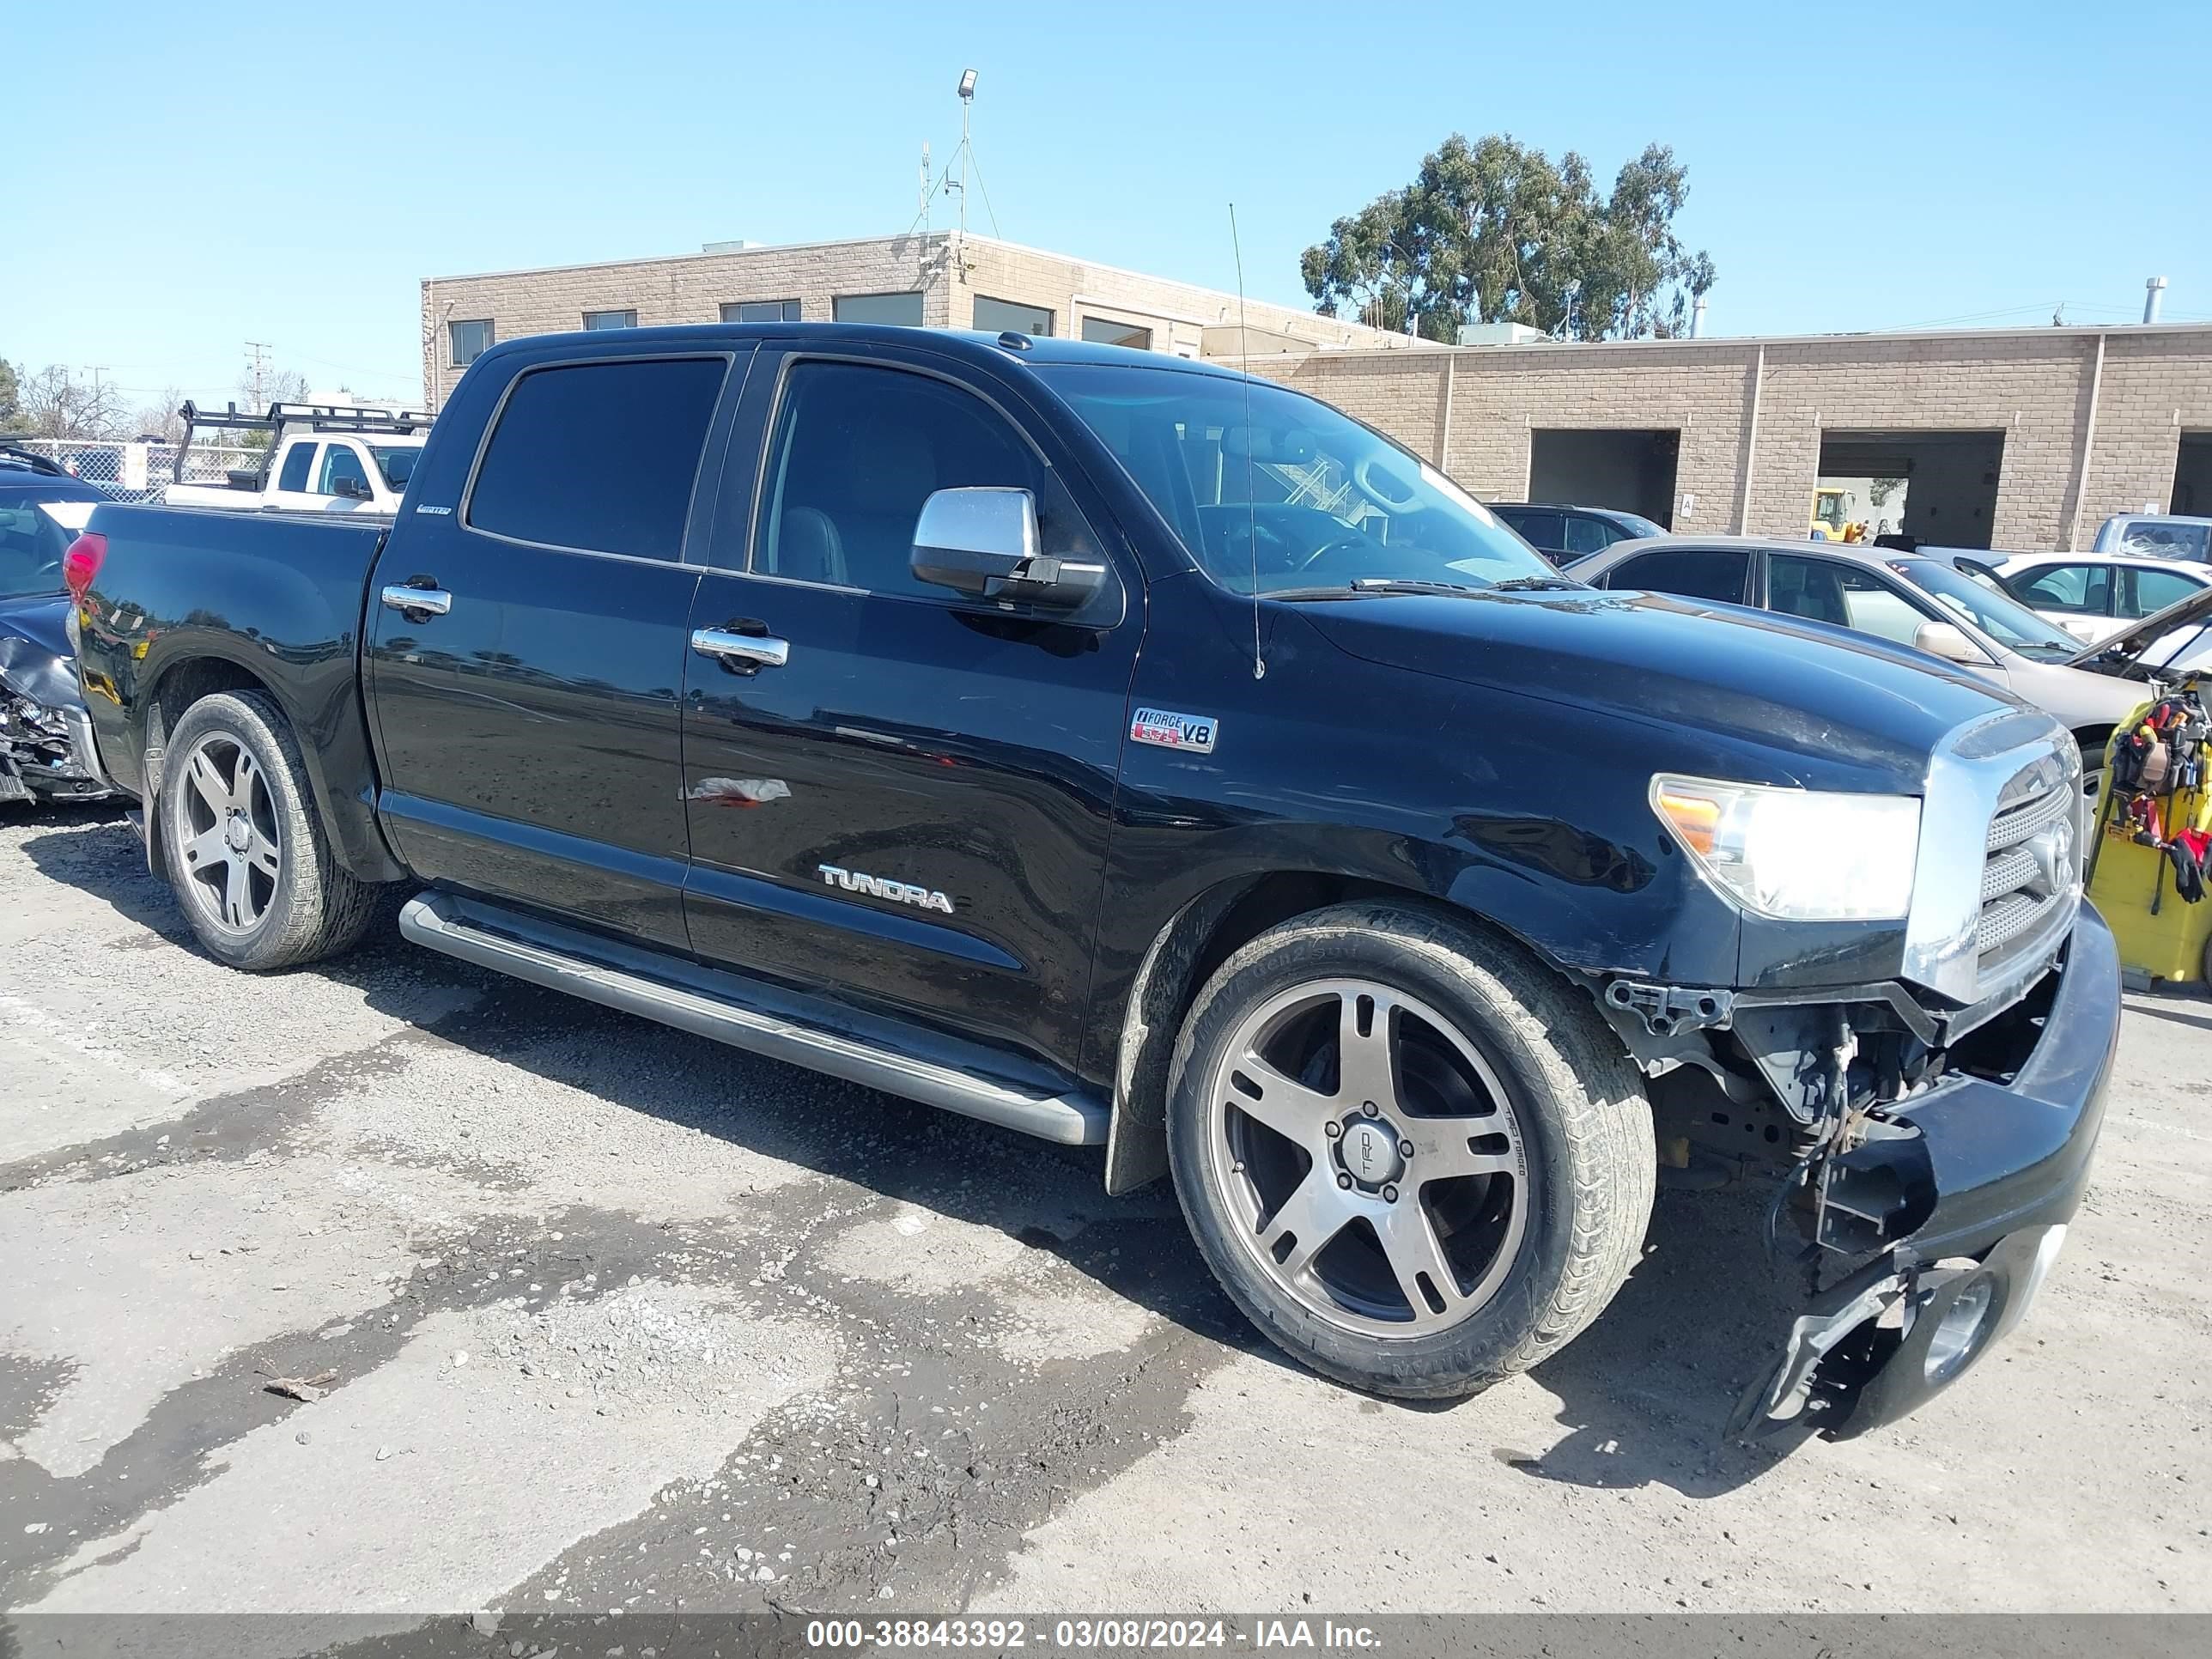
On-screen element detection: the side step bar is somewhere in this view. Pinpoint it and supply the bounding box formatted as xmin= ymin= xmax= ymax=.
xmin=398 ymin=891 xmax=1108 ymax=1147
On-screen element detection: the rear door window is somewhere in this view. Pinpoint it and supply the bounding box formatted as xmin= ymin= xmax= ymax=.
xmin=2119 ymin=565 xmax=2201 ymax=618
xmin=467 ymin=356 xmax=728 ymax=561
xmin=276 ymin=442 xmax=316 ymax=494
xmin=1607 ymin=546 xmax=1750 ymax=605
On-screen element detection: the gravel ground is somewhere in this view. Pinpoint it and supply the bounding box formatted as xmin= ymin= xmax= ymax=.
xmin=2 ymin=804 xmax=2208 ymax=1619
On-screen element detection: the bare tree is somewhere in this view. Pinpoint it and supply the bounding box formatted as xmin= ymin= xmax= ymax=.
xmin=237 ymin=365 xmax=311 ymax=411
xmin=14 ymin=365 xmax=128 ymax=441
xmin=130 ymin=390 xmax=190 ymax=443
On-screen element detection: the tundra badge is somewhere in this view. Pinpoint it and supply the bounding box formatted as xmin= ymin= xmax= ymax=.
xmin=1130 ymin=707 xmax=1218 ymax=753
xmin=818 ymin=864 xmax=956 ymax=914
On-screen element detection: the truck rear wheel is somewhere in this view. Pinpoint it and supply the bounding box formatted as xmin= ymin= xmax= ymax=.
xmin=1166 ymin=901 xmax=1655 ymax=1399
xmin=159 ymin=690 xmax=380 ymax=971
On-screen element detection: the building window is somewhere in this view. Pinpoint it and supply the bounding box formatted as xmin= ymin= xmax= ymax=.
xmin=449 ymin=319 xmax=494 ymax=367
xmin=582 ymin=309 xmax=638 ymax=331
xmin=832 ymin=291 xmax=925 ymax=326
xmin=973 ymin=295 xmax=1053 ymax=337
xmin=720 ymin=299 xmax=801 ymax=324
xmin=1080 ymin=315 xmax=1152 ymax=350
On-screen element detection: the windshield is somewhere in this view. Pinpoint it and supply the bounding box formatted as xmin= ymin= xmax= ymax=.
xmin=0 ymin=498 xmax=94 ymax=600
xmin=1610 ymin=512 xmax=1667 ymax=540
xmin=1037 ymin=364 xmax=1558 ymax=594
xmin=369 ymin=445 xmax=420 ymax=491
xmin=1892 ymin=556 xmax=2081 ymax=660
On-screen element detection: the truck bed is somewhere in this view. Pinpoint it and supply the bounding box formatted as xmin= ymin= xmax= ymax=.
xmin=73 ymin=501 xmax=403 ymax=881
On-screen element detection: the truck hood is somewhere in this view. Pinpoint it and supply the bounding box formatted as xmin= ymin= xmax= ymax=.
xmin=1297 ymin=587 xmax=2013 ymax=787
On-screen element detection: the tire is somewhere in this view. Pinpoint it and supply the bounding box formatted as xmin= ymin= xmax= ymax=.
xmin=159 ymin=690 xmax=382 ymax=971
xmin=1165 ymin=900 xmax=1655 ymax=1399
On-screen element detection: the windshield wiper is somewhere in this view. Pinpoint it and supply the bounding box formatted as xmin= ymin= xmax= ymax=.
xmin=1345 ymin=577 xmax=1486 ymax=596
xmin=1490 ymin=575 xmax=1583 ymax=592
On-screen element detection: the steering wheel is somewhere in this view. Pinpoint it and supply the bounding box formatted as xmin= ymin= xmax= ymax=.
xmin=33 ymin=559 xmax=62 ymax=584
xmin=1296 ymin=532 xmax=1381 ymax=571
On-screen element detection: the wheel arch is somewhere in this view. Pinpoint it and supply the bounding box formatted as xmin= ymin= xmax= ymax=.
xmin=138 ymin=647 xmax=404 ymax=884
xmin=1103 ymin=870 xmax=1555 ymax=1194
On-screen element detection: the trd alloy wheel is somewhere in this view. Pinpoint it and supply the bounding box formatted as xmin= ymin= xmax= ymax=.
xmin=172 ymin=732 xmax=283 ymax=934
xmin=1167 ymin=902 xmax=1655 ymax=1399
xmin=1205 ymin=979 xmax=1528 ymax=1336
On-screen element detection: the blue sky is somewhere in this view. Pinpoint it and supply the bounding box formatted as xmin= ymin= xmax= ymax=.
xmin=9 ymin=0 xmax=2209 ymax=409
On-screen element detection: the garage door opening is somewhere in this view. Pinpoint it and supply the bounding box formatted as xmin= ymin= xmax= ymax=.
xmin=1528 ymin=429 xmax=1680 ymax=527
xmin=2173 ymin=432 xmax=2212 ymax=517
xmin=1817 ymin=430 xmax=2005 ymax=550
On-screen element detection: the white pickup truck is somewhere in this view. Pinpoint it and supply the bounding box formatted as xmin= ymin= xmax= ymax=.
xmin=163 ymin=402 xmax=431 ymax=516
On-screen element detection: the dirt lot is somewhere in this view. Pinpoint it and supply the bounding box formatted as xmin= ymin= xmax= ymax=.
xmin=3 ymin=805 xmax=2208 ymax=1619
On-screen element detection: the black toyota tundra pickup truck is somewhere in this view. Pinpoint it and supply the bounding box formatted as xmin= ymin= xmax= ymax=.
xmin=65 ymin=322 xmax=2120 ymax=1437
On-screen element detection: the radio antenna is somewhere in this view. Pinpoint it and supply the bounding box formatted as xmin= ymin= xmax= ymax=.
xmin=1231 ymin=203 xmax=1264 ymax=680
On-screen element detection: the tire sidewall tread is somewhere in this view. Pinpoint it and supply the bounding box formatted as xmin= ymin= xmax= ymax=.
xmin=160 ymin=690 xmax=380 ymax=972
xmin=1167 ymin=900 xmax=1655 ymax=1400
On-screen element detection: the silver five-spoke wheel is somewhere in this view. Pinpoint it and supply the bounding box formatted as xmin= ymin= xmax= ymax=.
xmin=173 ymin=733 xmax=283 ymax=933
xmin=1205 ymin=978 xmax=1528 ymax=1338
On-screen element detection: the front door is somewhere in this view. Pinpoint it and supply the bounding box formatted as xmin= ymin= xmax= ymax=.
xmin=364 ymin=346 xmax=749 ymax=947
xmin=679 ymin=348 xmax=1139 ymax=1076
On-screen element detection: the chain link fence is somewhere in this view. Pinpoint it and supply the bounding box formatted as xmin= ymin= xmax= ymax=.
xmin=3 ymin=438 xmax=261 ymax=504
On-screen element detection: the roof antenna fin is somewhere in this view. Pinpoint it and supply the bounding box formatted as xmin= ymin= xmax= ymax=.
xmin=1231 ymin=203 xmax=1264 ymax=680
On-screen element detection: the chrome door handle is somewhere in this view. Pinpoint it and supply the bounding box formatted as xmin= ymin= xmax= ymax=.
xmin=381 ymin=585 xmax=452 ymax=617
xmin=691 ymin=627 xmax=789 ymax=668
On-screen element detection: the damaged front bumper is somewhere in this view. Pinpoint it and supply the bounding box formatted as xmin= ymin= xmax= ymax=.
xmin=1730 ymin=899 xmax=2121 ymax=1441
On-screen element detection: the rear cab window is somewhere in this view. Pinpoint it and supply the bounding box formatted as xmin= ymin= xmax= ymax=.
xmin=466 ymin=356 xmax=729 ymax=561
xmin=276 ymin=442 xmax=316 ymax=494
xmin=1607 ymin=547 xmax=1750 ymax=605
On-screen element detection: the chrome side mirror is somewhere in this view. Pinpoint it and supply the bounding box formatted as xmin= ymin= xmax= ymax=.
xmin=910 ymin=487 xmax=1105 ymax=609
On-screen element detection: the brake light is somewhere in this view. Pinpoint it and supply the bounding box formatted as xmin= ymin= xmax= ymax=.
xmin=63 ymin=532 xmax=106 ymax=605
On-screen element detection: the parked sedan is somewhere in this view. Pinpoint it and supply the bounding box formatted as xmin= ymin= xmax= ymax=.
xmin=1993 ymin=553 xmax=2210 ymax=649
xmin=1486 ymin=502 xmax=1666 ymax=565
xmin=1565 ymin=535 xmax=2154 ymax=793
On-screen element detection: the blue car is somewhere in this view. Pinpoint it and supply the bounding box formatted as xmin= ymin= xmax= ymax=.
xmin=1 ymin=446 xmax=117 ymax=805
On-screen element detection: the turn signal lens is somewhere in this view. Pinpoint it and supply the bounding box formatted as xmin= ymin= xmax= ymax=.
xmin=1653 ymin=787 xmax=1722 ymax=856
xmin=63 ymin=532 xmax=106 ymax=605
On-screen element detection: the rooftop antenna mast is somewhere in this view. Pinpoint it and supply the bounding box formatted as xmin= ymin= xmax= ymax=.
xmin=918 ymin=141 xmax=932 ymax=232
xmin=953 ymin=69 xmax=976 ymax=237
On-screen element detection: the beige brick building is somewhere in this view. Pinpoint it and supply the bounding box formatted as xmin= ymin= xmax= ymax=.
xmin=422 ymin=232 xmax=2212 ymax=554
xmin=1235 ymin=324 xmax=2212 ymax=552
xmin=419 ymin=230 xmax=1416 ymax=408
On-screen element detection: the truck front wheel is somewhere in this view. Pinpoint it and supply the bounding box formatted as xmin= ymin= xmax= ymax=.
xmin=159 ymin=690 xmax=380 ymax=971
xmin=1166 ymin=901 xmax=1655 ymax=1399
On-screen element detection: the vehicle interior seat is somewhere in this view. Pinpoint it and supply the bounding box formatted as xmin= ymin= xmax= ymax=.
xmin=1770 ymin=558 xmax=1851 ymax=626
xmin=769 ymin=507 xmax=847 ymax=585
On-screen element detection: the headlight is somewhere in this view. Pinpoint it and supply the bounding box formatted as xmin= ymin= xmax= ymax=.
xmin=1650 ymin=773 xmax=1921 ymax=921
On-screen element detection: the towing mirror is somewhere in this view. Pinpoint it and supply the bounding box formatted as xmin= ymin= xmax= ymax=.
xmin=1914 ymin=619 xmax=1993 ymax=666
xmin=910 ymin=487 xmax=1106 ymax=610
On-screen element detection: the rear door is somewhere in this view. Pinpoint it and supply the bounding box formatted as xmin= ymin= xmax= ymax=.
xmin=363 ymin=343 xmax=750 ymax=946
xmin=677 ymin=344 xmax=1139 ymax=1074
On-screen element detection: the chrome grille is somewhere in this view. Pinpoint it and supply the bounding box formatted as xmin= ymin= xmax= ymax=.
xmin=1976 ymin=758 xmax=2078 ymax=982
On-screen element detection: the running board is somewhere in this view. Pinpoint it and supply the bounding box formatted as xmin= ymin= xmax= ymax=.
xmin=398 ymin=891 xmax=1107 ymax=1146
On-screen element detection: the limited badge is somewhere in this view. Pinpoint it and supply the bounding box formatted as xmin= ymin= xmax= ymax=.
xmin=1130 ymin=707 xmax=1218 ymax=754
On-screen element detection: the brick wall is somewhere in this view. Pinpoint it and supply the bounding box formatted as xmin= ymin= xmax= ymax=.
xmin=1237 ymin=325 xmax=2212 ymax=553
